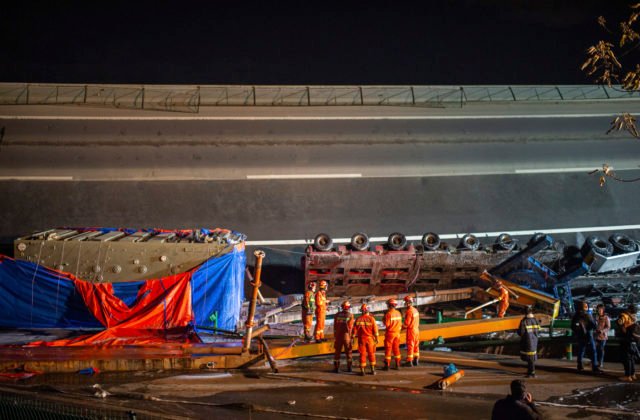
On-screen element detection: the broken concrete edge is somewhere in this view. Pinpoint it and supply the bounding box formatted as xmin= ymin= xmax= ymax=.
xmin=0 ymin=352 xmax=268 ymax=374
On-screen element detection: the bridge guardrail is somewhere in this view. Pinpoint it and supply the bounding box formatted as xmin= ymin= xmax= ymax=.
xmin=1 ymin=83 xmax=638 ymax=113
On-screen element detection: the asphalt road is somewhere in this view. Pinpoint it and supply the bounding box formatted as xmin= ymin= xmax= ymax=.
xmin=1 ymin=102 xmax=640 ymax=292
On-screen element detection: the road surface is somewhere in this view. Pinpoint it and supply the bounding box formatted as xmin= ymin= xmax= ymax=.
xmin=1 ymin=101 xmax=640 ymax=292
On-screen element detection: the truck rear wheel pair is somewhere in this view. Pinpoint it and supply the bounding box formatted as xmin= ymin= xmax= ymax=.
xmin=313 ymin=232 xmax=402 ymax=252
xmin=313 ymin=232 xmax=371 ymax=252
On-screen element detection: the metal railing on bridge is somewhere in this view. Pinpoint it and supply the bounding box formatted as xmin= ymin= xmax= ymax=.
xmin=1 ymin=83 xmax=638 ymax=113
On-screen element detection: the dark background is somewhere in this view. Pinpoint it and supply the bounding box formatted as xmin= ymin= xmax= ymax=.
xmin=0 ymin=1 xmax=633 ymax=85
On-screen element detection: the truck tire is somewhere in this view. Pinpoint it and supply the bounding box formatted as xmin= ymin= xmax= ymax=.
xmin=495 ymin=233 xmax=516 ymax=251
xmin=527 ymin=232 xmax=547 ymax=247
xmin=609 ymin=233 xmax=638 ymax=254
xmin=350 ymin=232 xmax=370 ymax=251
xmin=313 ymin=233 xmax=333 ymax=252
xmin=387 ymin=232 xmax=407 ymax=251
xmin=421 ymin=232 xmax=441 ymax=251
xmin=459 ymin=234 xmax=480 ymax=251
xmin=581 ymin=236 xmax=613 ymax=257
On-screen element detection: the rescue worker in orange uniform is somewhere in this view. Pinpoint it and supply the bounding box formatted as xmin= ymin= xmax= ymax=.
xmin=383 ymin=298 xmax=403 ymax=370
xmin=496 ymin=281 xmax=510 ymax=318
xmin=314 ymin=280 xmax=328 ymax=342
xmin=354 ymin=303 xmax=379 ymax=376
xmin=333 ymin=300 xmax=355 ymax=373
xmin=302 ymin=281 xmax=316 ymax=341
xmin=402 ymin=295 xmax=420 ymax=367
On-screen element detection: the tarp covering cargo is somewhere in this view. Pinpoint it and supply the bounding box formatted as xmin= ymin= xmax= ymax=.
xmin=0 ymin=244 xmax=245 ymax=346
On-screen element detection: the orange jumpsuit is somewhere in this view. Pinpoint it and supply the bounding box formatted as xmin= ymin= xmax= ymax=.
xmin=314 ymin=289 xmax=327 ymax=340
xmin=302 ymin=290 xmax=315 ymax=339
xmin=333 ymin=309 xmax=355 ymax=366
xmin=354 ymin=313 xmax=379 ymax=368
xmin=384 ymin=308 xmax=403 ymax=365
xmin=404 ymin=305 xmax=420 ymax=363
xmin=497 ymin=287 xmax=509 ymax=318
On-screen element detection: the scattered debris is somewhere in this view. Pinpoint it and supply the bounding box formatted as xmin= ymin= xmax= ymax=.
xmin=92 ymin=384 xmax=111 ymax=399
xmin=0 ymin=365 xmax=42 ymax=381
xmin=78 ymin=367 xmax=100 ymax=375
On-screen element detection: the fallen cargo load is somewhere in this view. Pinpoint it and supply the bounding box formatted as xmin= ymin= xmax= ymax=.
xmin=13 ymin=227 xmax=245 ymax=283
xmin=1 ymin=228 xmax=247 ymax=345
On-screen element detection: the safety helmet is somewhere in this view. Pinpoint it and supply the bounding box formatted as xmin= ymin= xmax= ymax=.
xmin=308 ymin=281 xmax=317 ymax=290
xmin=495 ymin=280 xmax=503 ymax=288
xmin=319 ymin=280 xmax=328 ymax=289
xmin=360 ymin=303 xmax=369 ymax=313
xmin=387 ymin=298 xmax=397 ymax=307
xmin=342 ymin=300 xmax=351 ymax=310
xmin=404 ymin=295 xmax=413 ymax=304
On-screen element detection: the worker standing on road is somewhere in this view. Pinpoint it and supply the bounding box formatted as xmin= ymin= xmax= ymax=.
xmin=594 ymin=303 xmax=611 ymax=369
xmin=302 ymin=281 xmax=316 ymax=342
xmin=403 ymin=295 xmax=420 ymax=367
xmin=495 ymin=281 xmax=510 ymax=318
xmin=518 ymin=306 xmax=540 ymax=378
xmin=333 ymin=300 xmax=355 ymax=373
xmin=314 ymin=280 xmax=328 ymax=343
xmin=617 ymin=303 xmax=639 ymax=382
xmin=383 ymin=298 xmax=403 ymax=370
xmin=354 ymin=303 xmax=378 ymax=376
xmin=571 ymin=301 xmax=601 ymax=373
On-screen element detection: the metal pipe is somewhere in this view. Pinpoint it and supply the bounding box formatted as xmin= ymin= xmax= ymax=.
xmin=464 ymin=298 xmax=499 ymax=319
xmin=243 ymin=250 xmax=265 ymax=352
xmin=245 ymin=267 xmax=265 ymax=304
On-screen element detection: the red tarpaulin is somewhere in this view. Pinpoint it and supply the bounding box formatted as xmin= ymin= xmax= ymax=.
xmin=28 ymin=271 xmax=200 ymax=347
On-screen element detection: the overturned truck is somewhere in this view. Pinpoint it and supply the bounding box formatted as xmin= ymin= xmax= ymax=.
xmin=304 ymin=231 xmax=640 ymax=316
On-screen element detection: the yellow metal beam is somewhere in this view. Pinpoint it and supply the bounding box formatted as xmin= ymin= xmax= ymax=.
xmin=484 ymin=279 xmax=560 ymax=318
xmin=270 ymin=314 xmax=551 ymax=360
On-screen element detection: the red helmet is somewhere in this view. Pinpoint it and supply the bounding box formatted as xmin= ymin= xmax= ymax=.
xmin=387 ymin=298 xmax=397 ymax=307
xmin=308 ymin=281 xmax=317 ymax=290
xmin=360 ymin=303 xmax=369 ymax=313
xmin=404 ymin=295 xmax=413 ymax=304
xmin=319 ymin=280 xmax=328 ymax=289
xmin=342 ymin=300 xmax=351 ymax=310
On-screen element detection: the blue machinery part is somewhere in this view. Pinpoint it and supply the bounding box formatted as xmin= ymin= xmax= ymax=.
xmin=491 ymin=234 xmax=588 ymax=316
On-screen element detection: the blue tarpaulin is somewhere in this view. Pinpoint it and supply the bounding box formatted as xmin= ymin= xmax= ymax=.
xmin=0 ymin=246 xmax=245 ymax=333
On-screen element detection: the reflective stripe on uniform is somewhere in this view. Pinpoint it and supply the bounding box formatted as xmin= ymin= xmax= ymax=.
xmin=520 ymin=350 xmax=537 ymax=356
xmin=525 ymin=325 xmax=540 ymax=330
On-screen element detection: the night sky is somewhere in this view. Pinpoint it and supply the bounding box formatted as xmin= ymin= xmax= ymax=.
xmin=1 ymin=1 xmax=633 ymax=85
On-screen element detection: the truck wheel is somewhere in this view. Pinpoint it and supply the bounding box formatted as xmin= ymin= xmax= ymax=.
xmin=581 ymin=236 xmax=613 ymax=257
xmin=421 ymin=232 xmax=441 ymax=251
xmin=495 ymin=233 xmax=515 ymax=251
xmin=527 ymin=232 xmax=547 ymax=247
xmin=459 ymin=234 xmax=480 ymax=251
xmin=609 ymin=233 xmax=638 ymax=254
xmin=387 ymin=232 xmax=407 ymax=251
xmin=351 ymin=232 xmax=370 ymax=251
xmin=313 ymin=233 xmax=333 ymax=252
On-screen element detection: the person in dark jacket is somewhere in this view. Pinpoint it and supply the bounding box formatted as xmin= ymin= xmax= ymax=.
xmin=617 ymin=304 xmax=639 ymax=382
xmin=571 ymin=301 xmax=601 ymax=373
xmin=518 ymin=306 xmax=540 ymax=378
xmin=491 ymin=379 xmax=541 ymax=420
